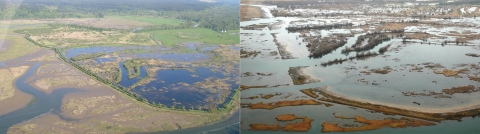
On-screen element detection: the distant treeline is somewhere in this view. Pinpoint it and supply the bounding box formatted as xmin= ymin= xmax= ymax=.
xmin=0 ymin=0 xmax=239 ymax=31
xmin=439 ymin=0 xmax=480 ymax=5
xmin=137 ymin=6 xmax=240 ymax=32
xmin=175 ymin=6 xmax=239 ymax=31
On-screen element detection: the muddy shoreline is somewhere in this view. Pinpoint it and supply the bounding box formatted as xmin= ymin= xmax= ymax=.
xmin=288 ymin=66 xmax=320 ymax=85
xmin=306 ymin=87 xmax=480 ymax=122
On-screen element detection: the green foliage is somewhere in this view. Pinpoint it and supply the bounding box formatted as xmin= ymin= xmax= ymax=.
xmin=113 ymin=68 xmax=122 ymax=83
xmin=71 ymin=52 xmax=106 ymax=61
xmin=48 ymin=23 xmax=111 ymax=32
xmin=129 ymin=34 xmax=152 ymax=44
xmin=222 ymin=89 xmax=240 ymax=110
xmin=123 ymin=58 xmax=145 ymax=79
xmin=128 ymin=77 xmax=150 ymax=90
xmin=174 ymin=5 xmax=239 ymax=31
xmin=114 ymin=16 xmax=183 ymax=26
xmin=147 ymin=28 xmax=239 ymax=46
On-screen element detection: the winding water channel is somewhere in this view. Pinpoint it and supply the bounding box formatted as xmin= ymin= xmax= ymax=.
xmin=0 ymin=60 xmax=239 ymax=133
xmin=0 ymin=62 xmax=81 ymax=133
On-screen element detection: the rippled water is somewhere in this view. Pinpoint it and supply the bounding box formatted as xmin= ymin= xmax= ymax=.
xmin=241 ymin=5 xmax=480 ymax=133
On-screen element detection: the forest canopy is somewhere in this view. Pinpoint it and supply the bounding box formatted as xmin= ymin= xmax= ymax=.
xmin=0 ymin=0 xmax=239 ymax=31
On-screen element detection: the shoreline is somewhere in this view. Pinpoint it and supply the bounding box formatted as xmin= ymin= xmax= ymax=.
xmin=0 ymin=64 xmax=34 ymax=116
xmin=307 ymin=87 xmax=480 ymax=122
xmin=321 ymin=87 xmax=480 ymax=114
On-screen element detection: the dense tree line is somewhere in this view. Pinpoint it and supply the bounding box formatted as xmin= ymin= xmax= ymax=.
xmin=174 ymin=6 xmax=239 ymax=31
xmin=0 ymin=0 xmax=239 ymax=31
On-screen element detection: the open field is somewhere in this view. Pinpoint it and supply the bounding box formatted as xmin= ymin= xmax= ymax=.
xmin=147 ymin=28 xmax=239 ymax=46
xmin=113 ymin=16 xmax=183 ymax=26
xmin=0 ymin=17 xmax=152 ymax=30
xmin=0 ymin=35 xmax=40 ymax=62
xmin=15 ymin=24 xmax=156 ymax=48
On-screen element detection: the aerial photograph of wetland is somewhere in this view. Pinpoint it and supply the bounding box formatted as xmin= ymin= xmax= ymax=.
xmin=0 ymin=0 xmax=239 ymax=133
xmin=240 ymin=0 xmax=480 ymax=133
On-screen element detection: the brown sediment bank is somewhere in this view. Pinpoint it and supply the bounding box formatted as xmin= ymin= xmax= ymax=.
xmin=321 ymin=116 xmax=435 ymax=132
xmin=372 ymin=68 xmax=391 ymax=74
xmin=433 ymin=68 xmax=467 ymax=77
xmin=240 ymin=85 xmax=267 ymax=90
xmin=250 ymin=114 xmax=313 ymax=132
xmin=304 ymin=87 xmax=480 ymax=122
xmin=249 ymin=124 xmax=282 ymax=131
xmin=359 ymin=68 xmax=391 ymax=75
xmin=240 ymin=49 xmax=261 ymax=58
xmin=288 ymin=66 xmax=321 ymax=85
xmin=0 ymin=87 xmax=33 ymax=116
xmin=465 ymin=53 xmax=480 ymax=57
xmin=275 ymin=114 xmax=297 ymax=121
xmin=283 ymin=117 xmax=313 ymax=132
xmin=242 ymin=93 xmax=282 ymax=100
xmin=442 ymin=85 xmax=479 ymax=95
xmin=262 ymin=93 xmax=282 ymax=99
xmin=242 ymin=99 xmax=331 ymax=110
xmin=468 ymin=76 xmax=480 ymax=82
xmin=242 ymin=95 xmax=260 ymax=99
xmin=300 ymin=89 xmax=318 ymax=98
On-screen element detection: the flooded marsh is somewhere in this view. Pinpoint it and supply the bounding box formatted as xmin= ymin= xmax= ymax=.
xmin=241 ymin=1 xmax=480 ymax=133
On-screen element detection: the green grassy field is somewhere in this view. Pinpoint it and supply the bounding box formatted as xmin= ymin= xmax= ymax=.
xmin=0 ymin=34 xmax=40 ymax=62
xmin=113 ymin=16 xmax=183 ymax=26
xmin=147 ymin=28 xmax=239 ymax=46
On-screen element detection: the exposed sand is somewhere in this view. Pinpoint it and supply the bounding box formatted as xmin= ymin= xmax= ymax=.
xmin=0 ymin=87 xmax=33 ymax=116
xmin=26 ymin=57 xmax=101 ymax=94
xmin=321 ymin=87 xmax=480 ymax=114
xmin=0 ymin=66 xmax=30 ymax=101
